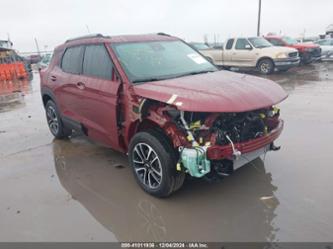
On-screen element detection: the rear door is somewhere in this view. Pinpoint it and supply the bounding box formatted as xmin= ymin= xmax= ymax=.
xmin=54 ymin=45 xmax=85 ymax=122
xmin=80 ymin=44 xmax=121 ymax=148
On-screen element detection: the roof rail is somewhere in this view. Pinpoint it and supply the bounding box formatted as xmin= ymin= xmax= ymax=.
xmin=65 ymin=33 xmax=108 ymax=43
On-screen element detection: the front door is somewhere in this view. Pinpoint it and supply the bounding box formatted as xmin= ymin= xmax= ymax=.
xmin=231 ymin=38 xmax=256 ymax=67
xmin=79 ymin=44 xmax=121 ymax=148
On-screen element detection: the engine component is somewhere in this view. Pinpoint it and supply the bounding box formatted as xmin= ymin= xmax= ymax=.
xmin=180 ymin=146 xmax=211 ymax=177
xmin=225 ymin=134 xmax=241 ymax=159
xmin=180 ymin=111 xmax=198 ymax=146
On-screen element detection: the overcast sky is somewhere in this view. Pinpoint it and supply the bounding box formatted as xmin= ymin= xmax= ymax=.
xmin=0 ymin=0 xmax=332 ymax=52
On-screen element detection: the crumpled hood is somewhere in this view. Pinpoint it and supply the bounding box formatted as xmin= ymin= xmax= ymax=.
xmin=133 ymin=70 xmax=288 ymax=112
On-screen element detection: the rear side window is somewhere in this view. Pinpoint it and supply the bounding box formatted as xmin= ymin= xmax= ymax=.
xmin=61 ymin=46 xmax=84 ymax=74
xmin=83 ymin=45 xmax=113 ymax=80
xmin=226 ymin=39 xmax=234 ymax=50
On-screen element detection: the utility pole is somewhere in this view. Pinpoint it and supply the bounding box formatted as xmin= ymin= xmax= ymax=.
xmin=257 ymin=0 xmax=262 ymax=36
xmin=34 ymin=38 xmax=41 ymax=56
xmin=85 ymin=24 xmax=91 ymax=34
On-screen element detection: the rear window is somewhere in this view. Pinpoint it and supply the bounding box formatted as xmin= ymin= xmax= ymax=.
xmin=83 ymin=45 xmax=113 ymax=80
xmin=61 ymin=46 xmax=84 ymax=74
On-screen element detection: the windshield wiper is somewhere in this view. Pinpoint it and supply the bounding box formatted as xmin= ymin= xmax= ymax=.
xmin=176 ymin=70 xmax=216 ymax=78
xmin=132 ymin=70 xmax=216 ymax=83
xmin=132 ymin=78 xmax=164 ymax=83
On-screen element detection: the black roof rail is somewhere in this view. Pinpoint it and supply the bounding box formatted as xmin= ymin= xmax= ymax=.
xmin=65 ymin=33 xmax=109 ymax=43
xmin=156 ymin=32 xmax=171 ymax=36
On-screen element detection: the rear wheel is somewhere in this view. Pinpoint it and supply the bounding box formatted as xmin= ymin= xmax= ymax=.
xmin=45 ymin=100 xmax=71 ymax=139
xmin=258 ymin=59 xmax=274 ymax=74
xmin=129 ymin=130 xmax=185 ymax=197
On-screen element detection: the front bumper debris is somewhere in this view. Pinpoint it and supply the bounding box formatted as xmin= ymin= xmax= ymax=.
xmin=207 ymin=120 xmax=284 ymax=160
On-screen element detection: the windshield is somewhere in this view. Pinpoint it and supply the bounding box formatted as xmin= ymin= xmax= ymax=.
xmin=248 ymin=37 xmax=272 ymax=48
xmin=111 ymin=41 xmax=217 ymax=83
xmin=282 ymin=36 xmax=298 ymax=45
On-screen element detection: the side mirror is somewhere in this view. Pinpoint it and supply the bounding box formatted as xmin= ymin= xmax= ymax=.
xmin=245 ymin=44 xmax=252 ymax=50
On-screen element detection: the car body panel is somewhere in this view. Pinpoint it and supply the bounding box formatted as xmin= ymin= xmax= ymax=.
xmin=133 ymin=70 xmax=287 ymax=112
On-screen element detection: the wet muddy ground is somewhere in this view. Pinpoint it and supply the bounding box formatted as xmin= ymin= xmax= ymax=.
xmin=0 ymin=63 xmax=332 ymax=242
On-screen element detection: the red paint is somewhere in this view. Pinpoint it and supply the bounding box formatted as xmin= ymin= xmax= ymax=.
xmin=40 ymin=33 xmax=287 ymax=154
xmin=265 ymin=36 xmax=321 ymax=64
xmin=265 ymin=35 xmax=319 ymax=52
xmin=133 ymin=70 xmax=287 ymax=112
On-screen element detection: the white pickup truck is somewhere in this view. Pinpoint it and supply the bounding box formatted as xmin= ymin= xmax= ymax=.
xmin=191 ymin=37 xmax=300 ymax=74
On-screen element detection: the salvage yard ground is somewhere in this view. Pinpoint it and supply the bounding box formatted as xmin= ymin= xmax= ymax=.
xmin=0 ymin=63 xmax=332 ymax=242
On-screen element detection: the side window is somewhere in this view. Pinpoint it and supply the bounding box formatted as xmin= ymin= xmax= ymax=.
xmin=226 ymin=39 xmax=234 ymax=50
xmin=61 ymin=46 xmax=84 ymax=74
xmin=235 ymin=39 xmax=251 ymax=50
xmin=83 ymin=44 xmax=113 ymax=80
xmin=268 ymin=39 xmax=284 ymax=46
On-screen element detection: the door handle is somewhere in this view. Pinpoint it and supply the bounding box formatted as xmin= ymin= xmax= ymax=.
xmin=50 ymin=75 xmax=57 ymax=81
xmin=76 ymin=82 xmax=86 ymax=90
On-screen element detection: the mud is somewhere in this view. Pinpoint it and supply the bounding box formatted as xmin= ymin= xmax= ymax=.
xmin=0 ymin=64 xmax=333 ymax=242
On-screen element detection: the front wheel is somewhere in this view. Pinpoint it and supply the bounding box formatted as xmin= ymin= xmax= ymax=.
xmin=258 ymin=59 xmax=274 ymax=75
xmin=128 ymin=130 xmax=185 ymax=197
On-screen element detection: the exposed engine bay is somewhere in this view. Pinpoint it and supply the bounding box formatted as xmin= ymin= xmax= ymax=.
xmin=164 ymin=106 xmax=281 ymax=179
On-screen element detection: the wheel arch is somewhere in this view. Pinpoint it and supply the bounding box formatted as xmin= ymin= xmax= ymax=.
xmin=256 ymin=56 xmax=275 ymax=67
xmin=41 ymin=87 xmax=57 ymax=107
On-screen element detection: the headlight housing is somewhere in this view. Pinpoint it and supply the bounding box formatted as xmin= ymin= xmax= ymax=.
xmin=276 ymin=52 xmax=288 ymax=59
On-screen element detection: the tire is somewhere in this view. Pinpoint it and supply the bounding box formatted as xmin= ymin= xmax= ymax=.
xmin=128 ymin=130 xmax=185 ymax=197
xmin=45 ymin=100 xmax=71 ymax=139
xmin=257 ymin=59 xmax=274 ymax=75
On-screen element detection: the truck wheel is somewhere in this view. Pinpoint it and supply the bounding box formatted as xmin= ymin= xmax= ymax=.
xmin=45 ymin=100 xmax=71 ymax=139
xmin=129 ymin=130 xmax=185 ymax=197
xmin=258 ymin=59 xmax=274 ymax=74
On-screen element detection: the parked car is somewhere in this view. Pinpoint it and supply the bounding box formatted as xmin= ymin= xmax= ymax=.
xmin=24 ymin=54 xmax=42 ymax=64
xmin=40 ymin=33 xmax=287 ymax=197
xmin=315 ymin=39 xmax=333 ymax=61
xmin=197 ymin=37 xmax=299 ymax=74
xmin=265 ymin=35 xmax=321 ymax=64
xmin=38 ymin=53 xmax=53 ymax=69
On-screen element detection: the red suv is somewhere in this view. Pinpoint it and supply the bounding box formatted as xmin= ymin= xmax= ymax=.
xmin=265 ymin=35 xmax=321 ymax=64
xmin=40 ymin=33 xmax=287 ymax=197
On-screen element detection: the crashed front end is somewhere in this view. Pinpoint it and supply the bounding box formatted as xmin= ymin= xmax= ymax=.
xmin=132 ymin=70 xmax=287 ymax=179
xmin=144 ymin=103 xmax=284 ymax=179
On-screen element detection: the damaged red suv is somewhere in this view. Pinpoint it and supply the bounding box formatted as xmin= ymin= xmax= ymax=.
xmin=40 ymin=33 xmax=287 ymax=197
